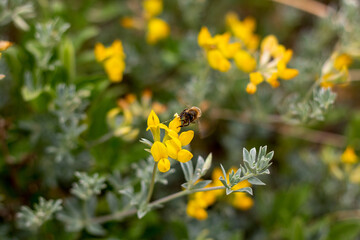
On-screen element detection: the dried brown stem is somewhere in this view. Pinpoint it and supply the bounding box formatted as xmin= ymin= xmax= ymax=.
xmin=271 ymin=0 xmax=331 ymax=18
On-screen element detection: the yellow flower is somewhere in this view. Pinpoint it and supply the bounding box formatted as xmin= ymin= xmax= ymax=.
xmin=143 ymin=0 xmax=163 ymax=19
xmin=165 ymin=138 xmax=193 ymax=163
xmin=120 ymin=17 xmax=136 ymax=29
xmin=234 ymin=50 xmax=257 ymax=73
xmin=261 ymin=35 xmax=278 ymax=53
xmin=246 ymin=82 xmax=257 ymax=94
xmin=249 ymin=72 xmax=264 ymax=85
xmin=266 ymin=73 xmax=280 ymax=88
xmin=231 ymin=193 xmax=254 ymax=210
xmin=95 ymin=40 xmax=126 ymax=82
xmin=146 ymin=18 xmax=170 ymax=44
xmin=0 ymin=41 xmax=13 ymax=51
xmin=341 ymin=146 xmax=358 ymax=164
xmin=334 ymin=54 xmax=353 ymax=71
xmin=147 ymin=110 xmax=161 ymax=141
xmin=151 ymin=141 xmax=170 ymax=172
xmin=206 ymin=49 xmax=231 ymax=72
xmin=277 ymin=60 xmax=299 ymax=80
xmin=104 ymin=57 xmax=125 ymax=82
xmin=94 ymin=43 xmax=108 ymax=62
xmin=186 ymin=200 xmax=208 ymax=220
xmin=198 ymin=26 xmax=214 ymax=48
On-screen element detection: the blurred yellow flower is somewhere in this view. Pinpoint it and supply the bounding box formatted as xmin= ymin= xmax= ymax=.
xmin=104 ymin=57 xmax=125 ymax=82
xmin=341 ymin=146 xmax=358 ymax=164
xmin=143 ymin=0 xmax=163 ymax=19
xmin=231 ymin=193 xmax=254 ymax=210
xmin=0 ymin=41 xmax=13 ymax=51
xmin=234 ymin=50 xmax=257 ymax=73
xmin=320 ymin=52 xmax=353 ymax=87
xmin=186 ymin=200 xmax=208 ymax=220
xmin=94 ymin=40 xmax=126 ymax=82
xmin=146 ymin=18 xmax=170 ymax=44
xmin=334 ymin=54 xmax=353 ymax=71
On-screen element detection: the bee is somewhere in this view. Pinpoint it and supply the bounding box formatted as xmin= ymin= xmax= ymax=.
xmin=179 ymin=106 xmax=202 ymax=127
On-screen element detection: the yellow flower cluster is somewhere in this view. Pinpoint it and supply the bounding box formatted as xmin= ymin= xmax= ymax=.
xmin=94 ymin=40 xmax=126 ymax=82
xmin=107 ymin=90 xmax=166 ymax=141
xmin=320 ymin=52 xmax=353 ymax=88
xmin=147 ymin=110 xmax=194 ymax=172
xmin=121 ymin=0 xmax=170 ymax=45
xmin=0 ymin=40 xmax=13 ymax=80
xmin=197 ymin=12 xmax=298 ymax=94
xmin=186 ymin=167 xmax=253 ymax=220
xmin=341 ymin=146 xmax=358 ymax=164
xmin=325 ymin=146 xmax=360 ymax=184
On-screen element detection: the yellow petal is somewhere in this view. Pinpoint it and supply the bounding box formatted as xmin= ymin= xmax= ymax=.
xmin=334 ymin=53 xmax=353 ymax=71
xmin=151 ymin=141 xmax=168 ymax=162
xmin=246 ymin=82 xmax=257 ymax=94
xmin=0 ymin=41 xmax=13 ymax=51
xmin=143 ymin=0 xmax=163 ymax=18
xmin=104 ymin=57 xmax=125 ymax=82
xmin=158 ymin=158 xmax=170 ymax=172
xmin=266 ymin=73 xmax=280 ymax=88
xmin=261 ymin=35 xmax=278 ymax=53
xmin=198 ymin=26 xmax=213 ymax=47
xmin=110 ymin=40 xmax=125 ymax=58
xmin=179 ymin=130 xmax=194 ymax=146
xmin=234 ymin=50 xmax=257 ymax=73
xmin=341 ymin=146 xmax=358 ymax=164
xmin=249 ymin=72 xmax=263 ymax=85
xmin=169 ymin=116 xmax=181 ymax=133
xmin=165 ymin=139 xmax=181 ymax=159
xmin=177 ymin=149 xmax=193 ymax=163
xmin=147 ymin=110 xmax=160 ymax=130
xmin=94 ymin=43 xmax=107 ymax=62
xmin=278 ymin=68 xmax=299 ymax=80
xmin=146 ymin=18 xmax=170 ymax=44
xmin=207 ymin=49 xmax=231 ymax=72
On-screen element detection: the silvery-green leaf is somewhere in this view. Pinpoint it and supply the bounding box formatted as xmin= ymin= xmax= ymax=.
xmin=195 ymin=156 xmax=205 ymax=173
xmin=140 ymin=138 xmax=153 ymax=147
xmin=225 ymin=188 xmax=233 ymax=195
xmin=181 ymin=183 xmax=189 ymax=189
xmin=248 ymin=177 xmax=265 ymax=185
xmin=192 ymin=180 xmax=212 ymax=190
xmin=137 ymin=203 xmax=150 ymax=219
xmin=220 ymin=164 xmax=227 ymax=182
xmin=201 ymin=153 xmax=212 ymax=175
xmin=106 ymin=192 xmax=119 ymax=213
xmin=234 ymin=187 xmax=253 ymax=195
xmin=219 ymin=178 xmax=228 ymax=188
xmin=261 ymin=169 xmax=271 ymax=175
xmin=249 ymin=147 xmax=256 ymax=166
xmin=86 ymin=223 xmax=106 ymax=236
xmin=243 ymin=148 xmax=251 ymax=164
xmin=180 ymin=160 xmax=193 ymax=182
xmin=266 ymin=151 xmax=274 ymax=161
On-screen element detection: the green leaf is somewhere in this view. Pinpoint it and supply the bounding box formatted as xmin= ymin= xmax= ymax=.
xmin=180 ymin=160 xmax=193 ymax=182
xmin=248 ymin=177 xmax=265 ymax=185
xmin=192 ymin=180 xmax=212 ymax=190
xmin=233 ymin=187 xmax=253 ymax=195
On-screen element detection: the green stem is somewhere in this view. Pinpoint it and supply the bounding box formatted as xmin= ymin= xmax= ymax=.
xmin=302 ymin=79 xmax=320 ymax=103
xmin=87 ymin=131 xmax=114 ymax=148
xmin=91 ymin=186 xmax=226 ymax=225
xmin=146 ymin=162 xmax=158 ymax=204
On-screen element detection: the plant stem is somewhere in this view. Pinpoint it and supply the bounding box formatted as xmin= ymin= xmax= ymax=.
xmin=91 ymin=186 xmax=226 ymax=225
xmin=272 ymin=0 xmax=331 ymax=18
xmin=146 ymin=162 xmax=158 ymax=204
xmin=87 ymin=131 xmax=114 ymax=148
